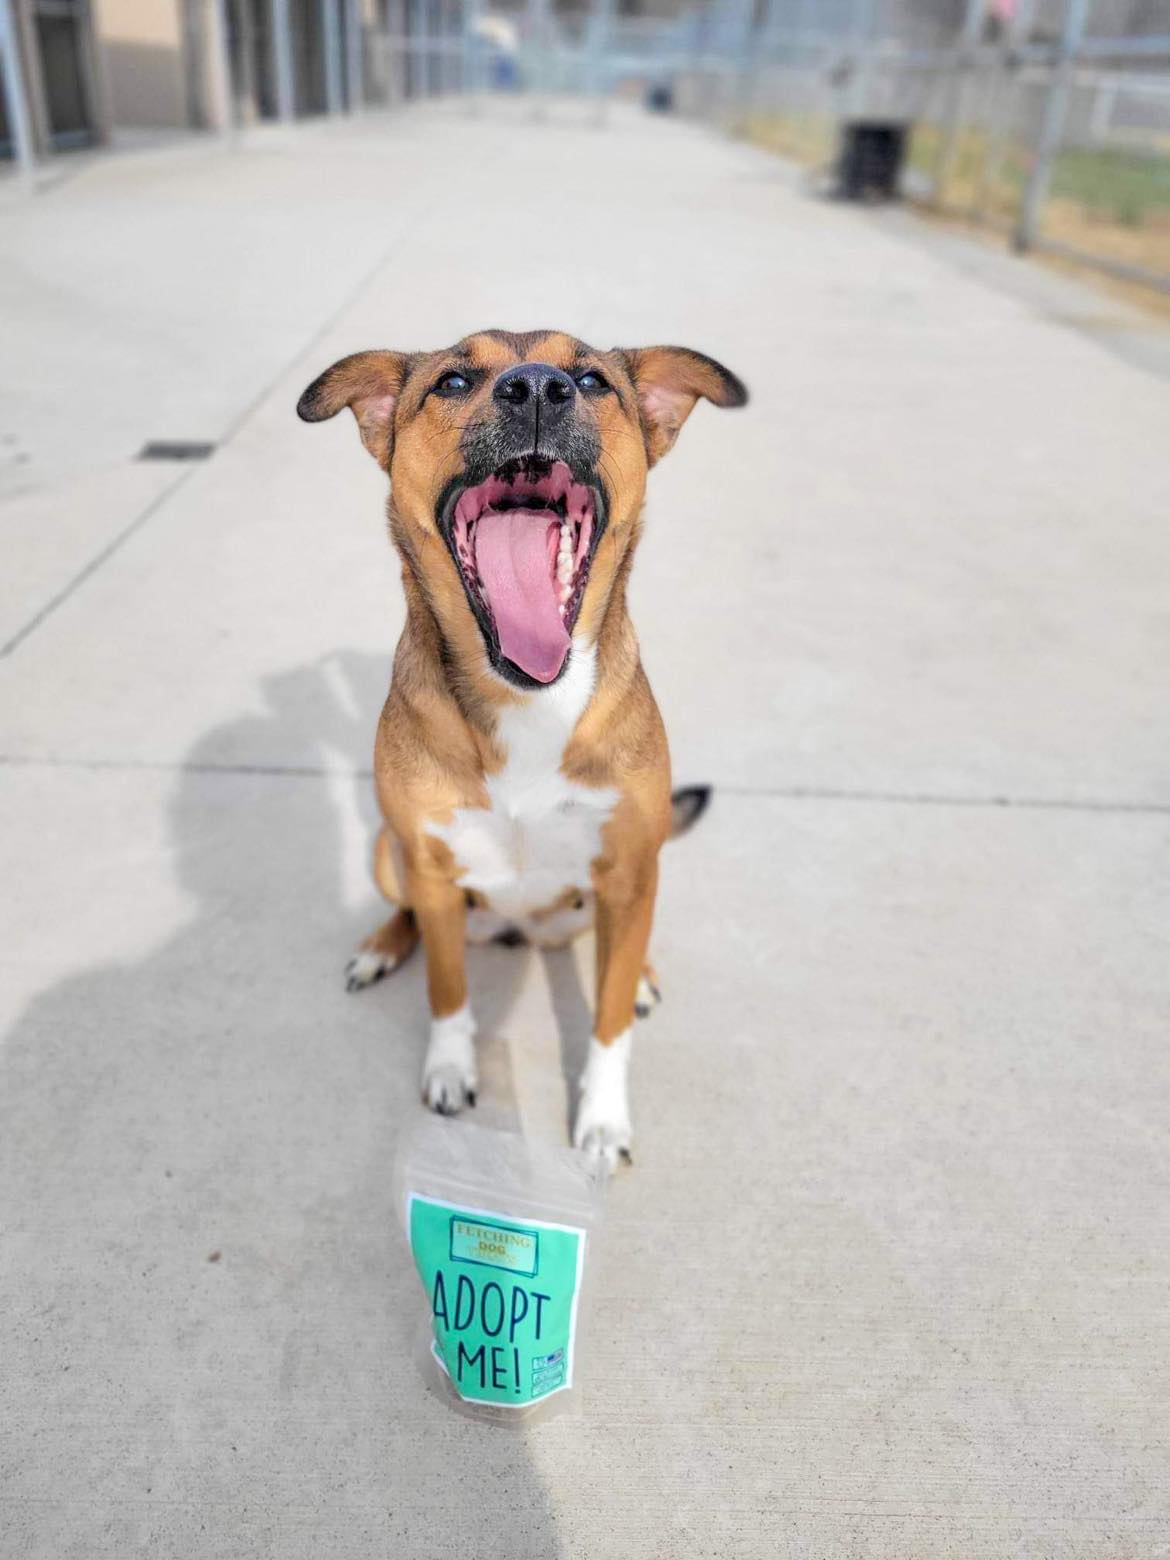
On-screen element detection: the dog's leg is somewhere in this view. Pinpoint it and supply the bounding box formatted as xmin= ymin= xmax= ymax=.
xmin=412 ymin=876 xmax=477 ymax=1115
xmin=345 ymin=909 xmax=419 ymax=992
xmin=346 ymin=827 xmax=418 ymax=989
xmin=574 ymin=859 xmax=658 ymax=1170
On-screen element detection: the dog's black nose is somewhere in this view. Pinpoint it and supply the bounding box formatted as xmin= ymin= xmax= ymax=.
xmin=493 ymin=363 xmax=576 ymax=413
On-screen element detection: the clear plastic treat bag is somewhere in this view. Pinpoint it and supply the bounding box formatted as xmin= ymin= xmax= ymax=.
xmin=395 ymin=1116 xmax=606 ymax=1423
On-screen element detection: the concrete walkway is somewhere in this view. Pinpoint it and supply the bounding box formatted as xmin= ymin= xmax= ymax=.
xmin=3 ymin=102 xmax=1170 ymax=1558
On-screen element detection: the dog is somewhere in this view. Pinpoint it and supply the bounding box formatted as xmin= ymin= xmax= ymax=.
xmin=298 ymin=331 xmax=746 ymax=1168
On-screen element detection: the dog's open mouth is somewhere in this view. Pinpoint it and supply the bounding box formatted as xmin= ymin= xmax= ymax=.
xmin=442 ymin=457 xmax=603 ymax=686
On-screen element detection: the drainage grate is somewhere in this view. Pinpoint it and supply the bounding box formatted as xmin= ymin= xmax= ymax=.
xmin=137 ymin=440 xmax=216 ymax=463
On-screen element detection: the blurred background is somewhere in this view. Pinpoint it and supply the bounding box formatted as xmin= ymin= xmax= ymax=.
xmin=3 ymin=0 xmax=1169 ymax=290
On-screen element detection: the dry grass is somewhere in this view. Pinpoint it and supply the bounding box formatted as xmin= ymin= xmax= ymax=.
xmin=745 ymin=111 xmax=1170 ymax=315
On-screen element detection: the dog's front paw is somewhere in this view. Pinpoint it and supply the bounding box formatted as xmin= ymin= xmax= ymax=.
xmin=421 ymin=1005 xmax=478 ymax=1116
xmin=573 ymin=1032 xmax=633 ymax=1173
xmin=424 ymin=1064 xmax=476 ymax=1114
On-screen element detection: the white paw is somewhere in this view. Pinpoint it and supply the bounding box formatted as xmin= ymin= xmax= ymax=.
xmin=634 ymin=972 xmax=662 ymax=1019
xmin=573 ymin=1031 xmax=632 ymax=1173
xmin=422 ymin=1004 xmax=478 ymax=1115
xmin=344 ymin=948 xmax=400 ymax=992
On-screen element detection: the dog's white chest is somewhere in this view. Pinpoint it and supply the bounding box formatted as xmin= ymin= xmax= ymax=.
xmin=438 ymin=775 xmax=613 ymax=921
xmin=427 ymin=650 xmax=617 ymax=921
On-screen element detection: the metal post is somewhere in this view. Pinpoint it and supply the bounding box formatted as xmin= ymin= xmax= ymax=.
xmin=528 ymin=0 xmax=548 ymax=119
xmin=270 ymin=0 xmax=296 ymax=120
xmin=345 ymin=0 xmax=364 ymax=110
xmin=1015 ymin=0 xmax=1091 ymax=251
xmin=323 ymin=0 xmax=343 ymax=112
xmin=731 ymin=0 xmax=760 ymax=135
xmin=796 ymin=0 xmax=821 ymax=133
xmin=752 ymin=0 xmax=783 ymax=121
xmin=461 ymin=0 xmax=474 ymax=105
xmin=691 ymin=6 xmax=717 ymax=124
xmin=408 ymin=0 xmax=424 ymax=98
xmin=426 ymin=0 xmax=438 ymax=94
xmin=972 ymin=0 xmax=1033 ymax=219
xmin=0 ymin=0 xmax=36 ymax=182
xmin=589 ymin=0 xmax=613 ymax=126
xmin=75 ymin=0 xmax=111 ymax=148
xmin=450 ymin=0 xmax=463 ymax=96
xmin=441 ymin=0 xmax=454 ymax=94
xmin=840 ymin=0 xmax=879 ymax=129
xmin=232 ymin=0 xmax=261 ymax=124
xmin=462 ymin=0 xmax=477 ymax=110
xmin=205 ymin=0 xmax=237 ymax=138
xmin=933 ymin=0 xmax=986 ymax=206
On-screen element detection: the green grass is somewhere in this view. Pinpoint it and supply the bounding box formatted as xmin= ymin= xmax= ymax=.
xmin=908 ymin=124 xmax=1023 ymax=204
xmin=1050 ymin=146 xmax=1170 ymax=229
xmin=909 ymin=125 xmax=1169 ymax=231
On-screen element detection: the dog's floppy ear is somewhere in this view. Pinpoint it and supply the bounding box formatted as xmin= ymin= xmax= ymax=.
xmin=296 ymin=350 xmax=409 ymax=468
xmin=622 ymin=346 xmax=747 ymax=465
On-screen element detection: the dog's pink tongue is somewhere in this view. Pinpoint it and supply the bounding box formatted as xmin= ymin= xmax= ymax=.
xmin=474 ymin=510 xmax=568 ymax=683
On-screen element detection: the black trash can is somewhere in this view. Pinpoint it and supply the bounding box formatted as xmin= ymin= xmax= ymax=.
xmin=835 ymin=121 xmax=909 ymax=201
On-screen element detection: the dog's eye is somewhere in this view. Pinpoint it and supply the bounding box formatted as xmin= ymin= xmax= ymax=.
xmin=575 ymin=371 xmax=609 ymax=393
xmin=434 ymin=372 xmax=472 ymax=397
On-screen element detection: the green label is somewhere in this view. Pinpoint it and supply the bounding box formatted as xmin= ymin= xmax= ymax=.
xmin=408 ymin=1194 xmax=586 ymax=1407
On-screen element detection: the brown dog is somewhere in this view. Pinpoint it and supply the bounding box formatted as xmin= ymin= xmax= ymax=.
xmin=298 ymin=331 xmax=746 ymax=1168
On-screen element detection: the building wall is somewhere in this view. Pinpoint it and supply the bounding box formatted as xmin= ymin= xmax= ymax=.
xmin=93 ymin=0 xmax=190 ymax=128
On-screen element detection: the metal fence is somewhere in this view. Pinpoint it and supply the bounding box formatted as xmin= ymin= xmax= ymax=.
xmin=360 ymin=0 xmax=1170 ymax=294
xmin=3 ymin=0 xmax=1167 ymax=294
xmin=676 ymin=0 xmax=1170 ymax=292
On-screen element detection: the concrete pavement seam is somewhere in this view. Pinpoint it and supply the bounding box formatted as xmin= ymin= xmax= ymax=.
xmin=0 ymin=466 xmax=197 ymax=659
xmin=1 ymin=752 xmax=1168 ymax=816
xmin=716 ymin=781 xmax=1170 ymax=815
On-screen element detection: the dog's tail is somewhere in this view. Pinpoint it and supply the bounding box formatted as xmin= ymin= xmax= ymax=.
xmin=669 ymin=785 xmax=712 ymax=840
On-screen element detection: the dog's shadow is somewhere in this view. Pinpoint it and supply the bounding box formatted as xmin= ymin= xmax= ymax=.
xmin=410 ymin=889 xmax=598 ymax=1141
xmin=0 ymin=647 xmax=567 ymax=1546
xmin=540 ymin=946 xmax=595 ymax=1136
